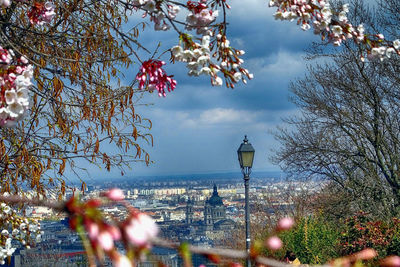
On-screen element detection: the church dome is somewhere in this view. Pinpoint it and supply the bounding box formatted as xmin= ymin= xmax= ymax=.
xmin=207 ymin=184 xmax=223 ymax=206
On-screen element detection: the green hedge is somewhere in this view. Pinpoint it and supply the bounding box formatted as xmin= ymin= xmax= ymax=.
xmin=278 ymin=215 xmax=340 ymax=264
xmin=261 ymin=213 xmax=400 ymax=265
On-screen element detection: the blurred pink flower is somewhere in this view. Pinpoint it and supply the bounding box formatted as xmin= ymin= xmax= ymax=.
xmin=265 ymin=236 xmax=282 ymax=251
xmin=104 ymin=188 xmax=125 ymax=201
xmin=277 ymin=217 xmax=295 ymax=231
xmin=124 ymin=213 xmax=158 ymax=246
xmin=98 ymin=231 xmax=114 ymax=251
xmin=354 ymin=248 xmax=377 ymax=260
xmin=87 ymin=221 xmax=99 ymax=239
xmin=113 ymin=255 xmax=132 ymax=267
xmin=380 ymin=255 xmax=400 ymax=267
xmin=108 ymin=225 xmax=121 ymax=241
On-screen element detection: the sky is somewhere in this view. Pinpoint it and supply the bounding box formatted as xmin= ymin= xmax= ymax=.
xmin=83 ymin=1 xmax=324 ymax=180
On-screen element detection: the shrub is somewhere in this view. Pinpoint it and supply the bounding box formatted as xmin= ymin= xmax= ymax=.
xmin=339 ymin=212 xmax=400 ymax=259
xmin=277 ymin=214 xmax=341 ymax=264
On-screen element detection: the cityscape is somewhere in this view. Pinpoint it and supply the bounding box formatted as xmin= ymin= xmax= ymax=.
xmin=6 ymin=172 xmax=324 ymax=267
xmin=0 ymin=0 xmax=399 ymax=266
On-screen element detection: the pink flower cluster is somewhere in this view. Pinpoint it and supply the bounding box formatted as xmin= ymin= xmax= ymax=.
xmin=265 ymin=217 xmax=295 ymax=251
xmin=124 ymin=212 xmax=159 ymax=247
xmin=0 ymin=0 xmax=55 ymax=25
xmin=66 ymin=189 xmax=159 ymax=267
xmin=269 ymin=0 xmax=400 ymax=60
xmin=0 ymin=0 xmax=10 ymax=7
xmin=136 ymin=59 xmax=177 ymax=97
xmin=186 ymin=0 xmax=218 ymax=35
xmin=86 ymin=219 xmax=121 ymax=252
xmin=131 ymin=0 xmax=180 ymax=31
xmin=27 ymin=2 xmax=55 ymax=25
xmin=0 ymin=49 xmax=32 ymax=127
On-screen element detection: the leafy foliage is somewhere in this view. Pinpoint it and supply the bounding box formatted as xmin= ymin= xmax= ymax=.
xmin=0 ymin=0 xmax=154 ymax=199
xmin=339 ymin=212 xmax=400 ymax=259
xmin=278 ymin=214 xmax=340 ymax=264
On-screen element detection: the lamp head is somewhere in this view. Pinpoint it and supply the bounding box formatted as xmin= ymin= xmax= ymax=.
xmin=237 ymin=135 xmax=255 ymax=170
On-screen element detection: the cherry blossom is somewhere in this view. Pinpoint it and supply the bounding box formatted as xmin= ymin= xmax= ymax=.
xmin=124 ymin=212 xmax=159 ymax=247
xmin=136 ymin=59 xmax=177 ymax=97
xmin=353 ymin=249 xmax=377 ymax=261
xmin=64 ymin=192 xmax=160 ymax=265
xmin=27 ymin=2 xmax=55 ymax=25
xmin=113 ymin=254 xmax=133 ymax=267
xmin=265 ymin=236 xmax=283 ymax=251
xmin=97 ymin=230 xmax=115 ymax=251
xmin=269 ymin=0 xmax=400 ymax=60
xmin=171 ymin=35 xmax=214 ymax=77
xmin=277 ymin=217 xmax=295 ymax=231
xmin=380 ymin=255 xmax=400 ymax=267
xmin=171 ymin=34 xmax=253 ymax=87
xmin=0 ymin=0 xmax=10 ymax=7
xmin=186 ymin=0 xmax=218 ymax=35
xmin=130 ymin=0 xmax=180 ymax=31
xmin=103 ymin=188 xmax=125 ymax=201
xmin=0 ymin=51 xmax=33 ymax=127
xmin=1 ymin=0 xmax=400 ymax=265
xmin=0 ymin=202 xmax=40 ymax=263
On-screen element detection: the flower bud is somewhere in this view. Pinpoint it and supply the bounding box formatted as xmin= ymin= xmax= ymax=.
xmin=354 ymin=248 xmax=377 ymax=261
xmin=265 ymin=236 xmax=282 ymax=251
xmin=380 ymin=256 xmax=400 ymax=267
xmin=104 ymin=188 xmax=125 ymax=201
xmin=277 ymin=217 xmax=295 ymax=231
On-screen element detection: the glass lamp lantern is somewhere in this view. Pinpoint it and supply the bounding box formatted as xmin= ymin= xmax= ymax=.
xmin=237 ymin=135 xmax=255 ymax=173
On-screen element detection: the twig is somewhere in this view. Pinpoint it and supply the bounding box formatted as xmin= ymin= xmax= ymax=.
xmin=152 ymin=238 xmax=331 ymax=267
xmin=0 ymin=194 xmax=331 ymax=267
xmin=0 ymin=194 xmax=65 ymax=211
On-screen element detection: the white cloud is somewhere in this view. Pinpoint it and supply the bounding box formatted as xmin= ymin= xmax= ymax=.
xmin=200 ymin=108 xmax=256 ymax=124
xmin=182 ymin=108 xmax=259 ymax=128
xmin=228 ymin=0 xmax=274 ymax=21
xmin=146 ymin=107 xmax=300 ymax=130
xmin=249 ymin=50 xmax=306 ymax=78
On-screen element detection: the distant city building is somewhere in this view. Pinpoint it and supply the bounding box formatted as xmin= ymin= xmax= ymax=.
xmin=186 ymin=184 xmax=235 ymax=240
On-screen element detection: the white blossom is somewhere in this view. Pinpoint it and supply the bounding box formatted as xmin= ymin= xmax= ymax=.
xmin=393 ymin=39 xmax=400 ymax=49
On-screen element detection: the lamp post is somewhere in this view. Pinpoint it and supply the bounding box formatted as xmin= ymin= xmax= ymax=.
xmin=237 ymin=135 xmax=255 ymax=267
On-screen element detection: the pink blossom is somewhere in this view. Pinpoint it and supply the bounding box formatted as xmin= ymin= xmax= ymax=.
xmin=28 ymin=2 xmax=55 ymax=25
xmin=97 ymin=231 xmax=114 ymax=251
xmin=0 ymin=53 xmax=32 ymax=127
xmin=135 ymin=60 xmax=177 ymax=97
xmin=113 ymin=255 xmax=133 ymax=267
xmin=380 ymin=256 xmax=400 ymax=267
xmin=104 ymin=188 xmax=125 ymax=201
xmin=265 ymin=236 xmax=282 ymax=251
xmin=108 ymin=225 xmax=121 ymax=240
xmin=0 ymin=0 xmax=10 ymax=8
xmin=277 ymin=217 xmax=294 ymax=231
xmin=185 ymin=1 xmax=218 ymax=35
xmin=87 ymin=222 xmax=99 ymax=239
xmin=354 ymin=248 xmax=377 ymax=260
xmin=124 ymin=213 xmax=158 ymax=246
xmin=0 ymin=47 xmax=12 ymax=65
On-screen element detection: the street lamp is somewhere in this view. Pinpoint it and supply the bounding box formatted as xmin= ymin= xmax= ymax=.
xmin=237 ymin=135 xmax=255 ymax=267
